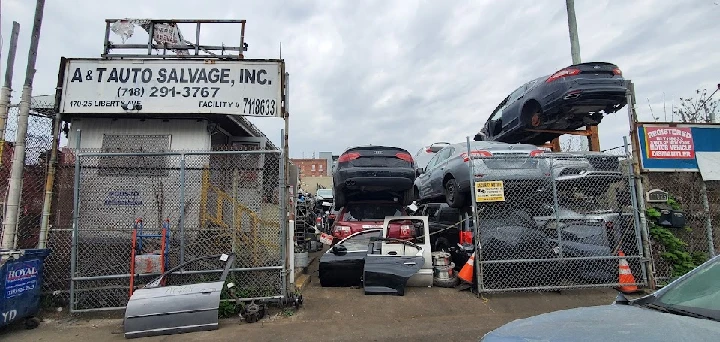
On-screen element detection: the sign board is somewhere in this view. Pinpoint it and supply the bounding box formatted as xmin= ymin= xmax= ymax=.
xmin=59 ymin=58 xmax=283 ymax=117
xmin=636 ymin=123 xmax=720 ymax=172
xmin=646 ymin=189 xmax=669 ymax=203
xmin=644 ymin=127 xmax=695 ymax=159
xmin=4 ymin=259 xmax=39 ymax=299
xmin=474 ymin=181 xmax=505 ymax=202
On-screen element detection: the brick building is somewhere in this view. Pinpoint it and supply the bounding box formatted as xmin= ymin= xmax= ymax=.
xmin=291 ymin=158 xmax=328 ymax=177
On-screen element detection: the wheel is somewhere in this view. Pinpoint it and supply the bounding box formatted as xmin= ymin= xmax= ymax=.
xmin=334 ymin=189 xmax=346 ymax=210
xmin=401 ymin=187 xmax=415 ymax=205
xmin=522 ymin=101 xmax=543 ymax=128
xmin=435 ymin=238 xmax=450 ymax=253
xmin=433 ymin=275 xmax=460 ymax=288
xmin=24 ymin=317 xmax=40 ymax=330
xmin=444 ymin=178 xmax=468 ymax=208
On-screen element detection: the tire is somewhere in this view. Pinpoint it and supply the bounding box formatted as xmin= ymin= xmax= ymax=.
xmin=24 ymin=317 xmax=40 ymax=330
xmin=401 ymin=187 xmax=415 ymax=205
xmin=444 ymin=178 xmax=468 ymax=208
xmin=522 ymin=101 xmax=542 ymax=128
xmin=334 ymin=190 xmax=346 ymax=210
xmin=434 ymin=275 xmax=460 ymax=288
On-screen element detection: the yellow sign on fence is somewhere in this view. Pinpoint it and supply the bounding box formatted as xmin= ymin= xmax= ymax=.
xmin=474 ymin=181 xmax=505 ymax=202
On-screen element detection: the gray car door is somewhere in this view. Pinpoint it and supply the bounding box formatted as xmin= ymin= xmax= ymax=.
xmin=429 ymin=147 xmax=454 ymax=196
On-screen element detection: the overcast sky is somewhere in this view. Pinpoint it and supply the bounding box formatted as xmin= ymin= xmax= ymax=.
xmin=2 ymin=0 xmax=719 ymax=157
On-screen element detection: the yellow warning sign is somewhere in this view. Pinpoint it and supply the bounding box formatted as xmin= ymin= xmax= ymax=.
xmin=474 ymin=181 xmax=505 ymax=202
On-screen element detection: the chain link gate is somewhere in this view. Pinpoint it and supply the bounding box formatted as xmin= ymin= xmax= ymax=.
xmin=68 ymin=148 xmax=286 ymax=312
xmin=465 ymin=147 xmax=648 ymax=293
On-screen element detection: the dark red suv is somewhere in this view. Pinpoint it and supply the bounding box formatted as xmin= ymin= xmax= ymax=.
xmin=331 ymin=201 xmax=407 ymax=241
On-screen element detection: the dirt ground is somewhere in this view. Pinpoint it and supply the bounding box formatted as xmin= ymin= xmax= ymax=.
xmin=2 ymin=252 xmax=623 ymax=342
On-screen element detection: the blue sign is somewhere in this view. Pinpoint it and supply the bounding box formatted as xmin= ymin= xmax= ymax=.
xmin=637 ymin=123 xmax=720 ymax=172
xmin=104 ymin=190 xmax=143 ymax=205
xmin=4 ymin=259 xmax=39 ymax=299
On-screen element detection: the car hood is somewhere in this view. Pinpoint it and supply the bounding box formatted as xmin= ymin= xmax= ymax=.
xmin=482 ymin=304 xmax=720 ymax=342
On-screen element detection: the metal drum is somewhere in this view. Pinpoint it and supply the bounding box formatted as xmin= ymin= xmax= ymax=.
xmin=294 ymin=251 xmax=309 ymax=268
xmin=433 ymin=263 xmax=455 ymax=280
xmin=431 ymin=252 xmax=451 ymax=266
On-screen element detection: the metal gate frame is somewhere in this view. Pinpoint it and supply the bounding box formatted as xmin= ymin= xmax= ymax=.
xmin=68 ymin=129 xmax=287 ymax=313
xmin=463 ymin=137 xmax=650 ymax=293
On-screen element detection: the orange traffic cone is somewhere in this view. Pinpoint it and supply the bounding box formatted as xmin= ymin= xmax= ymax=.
xmin=618 ymin=250 xmax=638 ymax=294
xmin=458 ymin=252 xmax=475 ymax=284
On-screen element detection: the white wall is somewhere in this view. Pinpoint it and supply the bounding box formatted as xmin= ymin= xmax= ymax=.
xmin=67 ymin=118 xmax=211 ymax=150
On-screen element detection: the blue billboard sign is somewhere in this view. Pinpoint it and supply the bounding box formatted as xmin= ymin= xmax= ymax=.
xmin=636 ymin=123 xmax=720 ymax=172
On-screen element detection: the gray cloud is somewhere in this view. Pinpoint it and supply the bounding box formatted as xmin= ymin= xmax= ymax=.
xmin=2 ymin=0 xmax=718 ymax=156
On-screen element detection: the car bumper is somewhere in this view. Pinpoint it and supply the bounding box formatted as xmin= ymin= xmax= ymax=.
xmin=335 ymin=168 xmax=415 ymax=191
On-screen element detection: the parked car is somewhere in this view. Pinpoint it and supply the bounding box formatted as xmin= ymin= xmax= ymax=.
xmin=481 ymin=254 xmax=720 ymax=341
xmin=333 ymin=145 xmax=417 ymax=209
xmin=330 ymin=201 xmax=406 ymax=241
xmin=413 ymin=142 xmax=451 ymax=170
xmin=477 ymin=62 xmax=629 ymax=145
xmin=414 ymin=141 xmax=551 ymax=208
xmin=315 ymin=188 xmax=333 ymax=202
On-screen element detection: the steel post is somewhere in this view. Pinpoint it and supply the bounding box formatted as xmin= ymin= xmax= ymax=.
xmin=69 ymin=129 xmax=82 ymax=313
xmin=624 ymin=136 xmax=648 ymax=284
xmin=465 ymin=136 xmax=483 ymax=293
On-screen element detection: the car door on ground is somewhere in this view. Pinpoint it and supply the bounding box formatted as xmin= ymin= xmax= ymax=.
xmin=319 ymin=229 xmax=382 ymax=287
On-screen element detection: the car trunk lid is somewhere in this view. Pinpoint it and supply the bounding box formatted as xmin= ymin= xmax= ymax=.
xmin=343 ymin=146 xmax=413 ymax=168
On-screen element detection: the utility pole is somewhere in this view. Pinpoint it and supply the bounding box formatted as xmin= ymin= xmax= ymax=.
xmin=0 ymin=22 xmax=20 ymax=147
xmin=566 ymin=0 xmax=581 ymax=65
xmin=562 ymin=0 xmax=600 ymax=151
xmin=1 ymin=0 xmax=46 ymax=249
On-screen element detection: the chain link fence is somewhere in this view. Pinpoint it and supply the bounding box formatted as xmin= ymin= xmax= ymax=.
xmin=471 ymin=153 xmax=647 ymax=292
xmin=0 ymin=99 xmax=55 ymax=250
xmin=61 ymin=147 xmax=285 ymax=312
xmin=643 ymin=172 xmax=718 ymax=283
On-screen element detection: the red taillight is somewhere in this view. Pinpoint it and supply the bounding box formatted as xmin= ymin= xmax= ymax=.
xmin=338 ymin=152 xmax=360 ymax=163
xmin=546 ymin=68 xmax=581 ymax=83
xmin=461 ymin=150 xmax=492 ymax=162
xmin=459 ymin=231 xmax=473 ymax=245
xmin=529 ymin=150 xmax=545 ymax=157
xmin=395 ymin=152 xmax=414 ymax=162
xmin=612 ymin=68 xmax=622 ymax=76
xmin=426 ymin=147 xmax=433 ymax=153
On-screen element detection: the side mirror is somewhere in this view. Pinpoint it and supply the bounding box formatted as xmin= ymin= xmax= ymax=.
xmin=331 ymin=244 xmax=347 ymax=256
xmin=416 ymin=168 xmax=424 ymax=176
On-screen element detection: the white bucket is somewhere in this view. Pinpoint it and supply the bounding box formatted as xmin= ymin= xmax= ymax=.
xmin=433 ymin=263 xmax=455 ymax=280
xmin=294 ymin=251 xmax=309 ymax=268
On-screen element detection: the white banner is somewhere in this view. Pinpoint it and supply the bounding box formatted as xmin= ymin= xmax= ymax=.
xmin=59 ymin=59 xmax=283 ymax=117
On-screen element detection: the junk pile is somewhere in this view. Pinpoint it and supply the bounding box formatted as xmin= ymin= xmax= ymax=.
xmin=431 ymin=251 xmax=459 ymax=287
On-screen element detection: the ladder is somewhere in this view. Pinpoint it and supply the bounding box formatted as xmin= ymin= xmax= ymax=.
xmin=129 ymin=218 xmax=171 ymax=296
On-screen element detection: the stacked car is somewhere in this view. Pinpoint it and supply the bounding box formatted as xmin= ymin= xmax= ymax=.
xmin=321 ymin=145 xmax=435 ymax=291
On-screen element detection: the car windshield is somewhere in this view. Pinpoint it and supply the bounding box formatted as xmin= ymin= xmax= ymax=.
xmin=316 ymin=189 xmax=333 ymax=197
xmin=651 ymin=256 xmax=720 ymax=321
xmin=341 ymin=203 xmax=403 ymax=221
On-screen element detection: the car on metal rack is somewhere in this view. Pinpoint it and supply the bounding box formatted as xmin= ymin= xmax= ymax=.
xmin=414 ymin=141 xmax=551 ymax=208
xmin=477 ymin=62 xmax=629 ymax=145
xmin=332 ymin=145 xmax=417 ymax=210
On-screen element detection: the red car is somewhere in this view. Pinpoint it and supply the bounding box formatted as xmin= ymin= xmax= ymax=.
xmin=331 ymin=201 xmax=407 ymax=241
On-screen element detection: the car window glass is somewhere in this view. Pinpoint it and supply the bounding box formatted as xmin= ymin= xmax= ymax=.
xmin=490 ymin=108 xmax=503 ymax=120
xmin=656 ymin=258 xmax=720 ymax=317
xmin=509 ymin=85 xmax=525 ymax=101
xmin=425 ymin=153 xmax=440 ymax=170
xmin=436 ymin=148 xmax=453 ymax=163
xmin=341 ymin=230 xmax=382 ymax=252
xmin=341 ymin=204 xmax=404 ymax=221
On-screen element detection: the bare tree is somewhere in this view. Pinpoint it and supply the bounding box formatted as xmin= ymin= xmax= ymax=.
xmin=672 ymin=88 xmax=719 ymax=123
